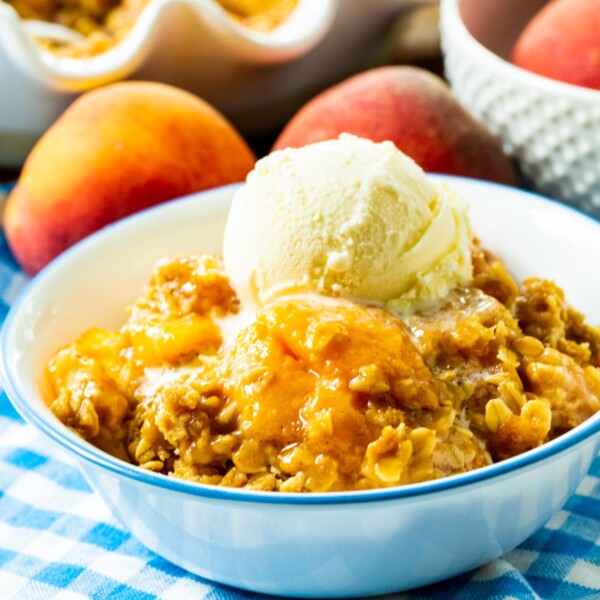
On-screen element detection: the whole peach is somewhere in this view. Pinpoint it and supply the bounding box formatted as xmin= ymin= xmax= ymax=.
xmin=273 ymin=66 xmax=516 ymax=185
xmin=5 ymin=82 xmax=256 ymax=275
xmin=512 ymin=0 xmax=600 ymax=90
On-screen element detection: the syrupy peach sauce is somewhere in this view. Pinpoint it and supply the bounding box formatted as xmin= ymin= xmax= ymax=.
xmin=45 ymin=245 xmax=600 ymax=492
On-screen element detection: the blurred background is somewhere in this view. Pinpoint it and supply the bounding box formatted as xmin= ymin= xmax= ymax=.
xmin=1 ymin=0 xmax=599 ymax=217
xmin=0 ymin=0 xmax=442 ymax=180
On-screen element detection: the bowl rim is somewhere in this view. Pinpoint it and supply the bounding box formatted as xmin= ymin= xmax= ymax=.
xmin=3 ymin=176 xmax=600 ymax=506
xmin=441 ymin=0 xmax=600 ymax=101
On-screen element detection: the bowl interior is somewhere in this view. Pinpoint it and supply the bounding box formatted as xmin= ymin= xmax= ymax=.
xmin=3 ymin=184 xmax=234 ymax=428
xmin=3 ymin=176 xmax=600 ymax=497
xmin=457 ymin=0 xmax=548 ymax=59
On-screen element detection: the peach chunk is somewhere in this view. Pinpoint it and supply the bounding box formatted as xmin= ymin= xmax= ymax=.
xmin=512 ymin=0 xmax=600 ymax=90
xmin=5 ymin=82 xmax=256 ymax=275
xmin=225 ymin=294 xmax=442 ymax=454
xmin=273 ymin=66 xmax=516 ymax=185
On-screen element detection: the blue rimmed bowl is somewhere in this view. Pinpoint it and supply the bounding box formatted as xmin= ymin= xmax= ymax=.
xmin=2 ymin=177 xmax=600 ymax=597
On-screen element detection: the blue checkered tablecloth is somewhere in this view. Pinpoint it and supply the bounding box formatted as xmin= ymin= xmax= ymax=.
xmin=1 ymin=185 xmax=600 ymax=599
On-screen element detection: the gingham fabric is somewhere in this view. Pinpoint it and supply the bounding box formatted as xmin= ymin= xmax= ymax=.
xmin=1 ymin=186 xmax=600 ymax=599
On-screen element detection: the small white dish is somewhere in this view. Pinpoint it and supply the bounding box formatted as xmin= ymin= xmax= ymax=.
xmin=440 ymin=0 xmax=600 ymax=218
xmin=0 ymin=0 xmax=422 ymax=167
xmin=2 ymin=177 xmax=600 ymax=597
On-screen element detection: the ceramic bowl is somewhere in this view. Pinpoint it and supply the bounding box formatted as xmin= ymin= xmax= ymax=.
xmin=440 ymin=0 xmax=600 ymax=218
xmin=2 ymin=177 xmax=600 ymax=597
xmin=0 ymin=0 xmax=423 ymax=167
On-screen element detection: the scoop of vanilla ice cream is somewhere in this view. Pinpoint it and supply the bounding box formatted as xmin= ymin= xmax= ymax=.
xmin=223 ymin=135 xmax=473 ymax=312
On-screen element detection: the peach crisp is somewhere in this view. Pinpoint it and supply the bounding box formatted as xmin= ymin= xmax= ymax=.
xmin=44 ymin=247 xmax=600 ymax=492
xmin=6 ymin=0 xmax=298 ymax=57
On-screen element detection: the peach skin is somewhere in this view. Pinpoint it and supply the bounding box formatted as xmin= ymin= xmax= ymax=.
xmin=512 ymin=0 xmax=600 ymax=90
xmin=5 ymin=81 xmax=256 ymax=275
xmin=273 ymin=66 xmax=516 ymax=186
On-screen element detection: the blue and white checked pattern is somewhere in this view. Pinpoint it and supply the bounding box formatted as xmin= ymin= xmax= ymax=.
xmin=1 ymin=184 xmax=600 ymax=599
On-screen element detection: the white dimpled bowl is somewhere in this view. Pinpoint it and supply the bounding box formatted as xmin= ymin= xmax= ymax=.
xmin=440 ymin=0 xmax=600 ymax=218
xmin=2 ymin=177 xmax=600 ymax=597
